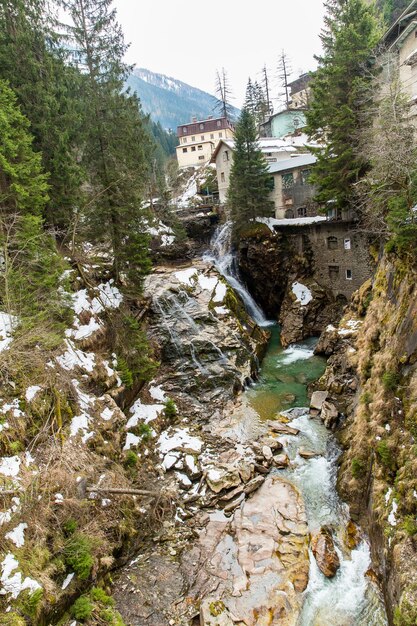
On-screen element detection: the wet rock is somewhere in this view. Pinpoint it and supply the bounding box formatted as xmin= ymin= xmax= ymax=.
xmin=299 ymin=448 xmax=318 ymax=459
xmin=243 ymin=475 xmax=265 ymax=495
xmin=200 ymin=599 xmax=235 ymax=625
xmin=267 ymin=420 xmax=300 ymax=436
xmin=310 ymin=390 xmax=328 ymax=412
xmin=259 ymin=436 xmax=283 ymax=452
xmin=344 ymin=520 xmax=360 ymax=550
xmin=311 ymin=527 xmax=340 ymax=578
xmin=272 ymin=454 xmax=290 ymax=468
xmin=262 ymin=445 xmax=273 ymax=462
xmin=321 ymin=401 xmax=339 ymax=429
xmin=206 ymin=467 xmax=241 ymax=494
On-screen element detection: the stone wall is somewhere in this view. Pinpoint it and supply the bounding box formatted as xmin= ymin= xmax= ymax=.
xmin=280 ymin=221 xmax=374 ymax=301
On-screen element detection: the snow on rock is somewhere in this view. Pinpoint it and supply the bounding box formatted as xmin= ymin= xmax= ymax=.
xmin=145 ymin=219 xmax=175 ymax=247
xmin=0 ymin=312 xmax=17 ymax=353
xmin=95 ymin=280 xmax=123 ymax=310
xmin=25 ymin=386 xmax=41 ymax=402
xmin=100 ymin=407 xmax=113 ymax=421
xmin=388 ymin=499 xmax=398 ymax=526
xmin=1 ymin=400 xmax=23 ymax=418
xmin=70 ymin=317 xmax=101 ymax=341
xmin=61 ymin=572 xmax=74 ymax=590
xmin=54 ymin=493 xmax=64 ymax=504
xmin=292 ymin=282 xmax=313 ymax=306
xmin=123 ymin=433 xmax=141 ymax=451
xmin=174 ymin=174 xmax=198 ymax=208
xmin=149 ymin=383 xmax=167 ymax=402
xmin=198 ymin=274 xmax=218 ymax=292
xmin=57 ymin=339 xmax=96 ymax=373
xmin=126 ymin=400 xmax=164 ymax=429
xmin=326 ymin=325 xmax=337 ymax=333
xmin=0 ymin=553 xmax=41 ymax=599
xmin=385 ymin=488 xmax=392 ymax=505
xmin=213 ymin=281 xmax=227 ymax=303
xmin=158 ymin=428 xmax=203 ymax=455
xmin=256 ymin=216 xmax=327 ymax=231
xmin=162 ymin=452 xmax=181 ymax=471
xmin=0 ymin=456 xmax=21 ymax=478
xmin=174 ymin=267 xmax=198 ymax=286
xmin=0 ymin=497 xmax=20 ymax=526
xmin=338 ymin=319 xmax=363 ymax=337
xmin=5 ymin=523 xmax=27 ymax=548
xmin=214 ymin=306 xmax=228 ymax=316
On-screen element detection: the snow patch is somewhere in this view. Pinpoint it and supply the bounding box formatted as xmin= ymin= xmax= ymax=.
xmin=0 ymin=553 xmax=41 ymax=599
xmin=25 ymin=386 xmax=41 ymax=402
xmin=388 ymin=499 xmax=398 ymax=526
xmin=149 ymin=384 xmax=167 ymax=402
xmin=5 ymin=523 xmax=27 ymax=548
xmin=174 ymin=267 xmax=198 ymax=286
xmin=198 ymin=274 xmax=218 ymax=292
xmin=61 ymin=572 xmax=74 ymax=590
xmin=158 ymin=428 xmax=203 ymax=455
xmin=256 ymin=216 xmax=327 ymax=231
xmin=213 ymin=281 xmax=227 ymax=303
xmin=0 ymin=456 xmax=21 ymax=478
xmin=100 ymin=407 xmax=113 ymax=421
xmin=127 ymin=400 xmax=164 ymax=429
xmin=57 ymin=339 xmax=96 ymax=373
xmin=123 ymin=432 xmax=141 ymax=450
xmin=292 ymin=282 xmax=313 ymax=306
xmin=0 ymin=312 xmax=17 ymax=353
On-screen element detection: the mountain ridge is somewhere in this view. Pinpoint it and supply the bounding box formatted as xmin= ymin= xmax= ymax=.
xmin=127 ymin=67 xmax=240 ymax=131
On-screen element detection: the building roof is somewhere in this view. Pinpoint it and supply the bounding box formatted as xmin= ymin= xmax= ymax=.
xmin=382 ymin=0 xmax=417 ymax=49
xmin=177 ymin=116 xmax=235 ymax=137
xmin=210 ymin=137 xmax=297 ymax=163
xmin=268 ymin=153 xmax=316 ymax=174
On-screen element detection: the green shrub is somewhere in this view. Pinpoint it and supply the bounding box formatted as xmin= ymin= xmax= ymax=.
xmin=62 ymin=518 xmax=78 ymax=536
xmin=63 ymin=532 xmax=94 ymax=580
xmin=382 ymin=370 xmax=400 ymax=393
xmin=137 ymin=422 xmax=152 ymax=440
xmin=117 ymin=357 xmax=133 ymax=388
xmin=124 ymin=450 xmax=138 ymax=468
xmin=360 ymin=391 xmax=372 ymax=406
xmin=19 ymin=588 xmax=43 ymax=618
xmin=376 ymin=440 xmax=394 ymax=469
xmin=1 ymin=613 xmax=26 ymax=626
xmin=402 ymin=516 xmax=417 ymax=537
xmin=163 ymin=398 xmax=177 ymax=422
xmin=91 ymin=586 xmax=114 ymax=606
xmin=351 ymin=457 xmax=366 ymax=479
xmin=99 ymin=608 xmax=126 ymax=625
xmin=71 ymin=595 xmax=93 ymax=620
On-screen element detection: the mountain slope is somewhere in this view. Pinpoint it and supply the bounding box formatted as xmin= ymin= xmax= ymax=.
xmin=127 ymin=67 xmax=239 ymax=131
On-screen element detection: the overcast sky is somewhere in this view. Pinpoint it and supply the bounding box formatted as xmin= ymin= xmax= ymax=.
xmin=113 ymin=0 xmax=326 ymax=107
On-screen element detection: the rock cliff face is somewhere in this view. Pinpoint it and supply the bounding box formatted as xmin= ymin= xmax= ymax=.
xmin=314 ymin=256 xmax=417 ymax=625
xmin=237 ymin=224 xmax=342 ymax=346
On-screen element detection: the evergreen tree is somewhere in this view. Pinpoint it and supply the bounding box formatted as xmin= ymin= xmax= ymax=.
xmin=244 ymin=78 xmax=256 ymax=116
xmin=305 ymin=0 xmax=381 ymax=212
xmin=227 ymin=109 xmax=274 ymax=238
xmin=0 ymin=0 xmax=84 ymax=228
xmin=62 ymin=0 xmax=152 ymax=289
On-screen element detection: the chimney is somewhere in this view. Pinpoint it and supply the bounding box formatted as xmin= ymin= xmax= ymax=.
xmin=192 ymin=116 xmax=197 ymax=123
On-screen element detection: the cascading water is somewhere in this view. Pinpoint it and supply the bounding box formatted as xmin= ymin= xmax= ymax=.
xmin=204 ymin=221 xmax=272 ymax=327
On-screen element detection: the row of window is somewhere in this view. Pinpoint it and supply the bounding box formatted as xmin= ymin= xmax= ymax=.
xmin=182 ymin=145 xmax=204 ymax=153
xmin=327 ymin=236 xmax=351 ymax=250
xmin=329 ymin=266 xmax=352 ymax=280
xmin=183 ymin=120 xmax=222 ymax=133
xmin=282 ymin=169 xmax=311 ymax=189
xmin=183 ymin=132 xmax=223 ymax=144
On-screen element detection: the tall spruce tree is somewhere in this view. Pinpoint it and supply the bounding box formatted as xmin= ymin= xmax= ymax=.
xmin=305 ymin=0 xmax=381 ymax=213
xmin=227 ymin=109 xmax=274 ymax=238
xmin=62 ymin=0 xmax=152 ymax=289
xmin=0 ymin=0 xmax=84 ymax=228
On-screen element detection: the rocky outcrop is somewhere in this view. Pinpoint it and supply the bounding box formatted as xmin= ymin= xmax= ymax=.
xmin=311 ymin=527 xmax=340 ymax=578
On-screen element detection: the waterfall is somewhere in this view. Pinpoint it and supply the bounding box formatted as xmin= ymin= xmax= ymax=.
xmin=204 ymin=221 xmax=272 ymax=327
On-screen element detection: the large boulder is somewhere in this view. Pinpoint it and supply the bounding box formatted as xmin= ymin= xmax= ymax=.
xmin=321 ymin=401 xmax=339 ymax=429
xmin=311 ymin=527 xmax=340 ymax=578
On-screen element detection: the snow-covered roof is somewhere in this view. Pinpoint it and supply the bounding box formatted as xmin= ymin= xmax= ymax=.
xmin=210 ymin=137 xmax=297 ymax=162
xmin=268 ymin=153 xmax=316 ymax=174
xmin=256 ymin=216 xmax=327 ymax=231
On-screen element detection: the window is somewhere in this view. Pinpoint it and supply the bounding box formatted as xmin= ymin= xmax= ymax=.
xmin=297 ymin=207 xmax=307 ymax=217
xmin=183 ymin=137 xmax=187 ymax=143
xmin=217 ymin=120 xmax=221 ymax=127
xmin=200 ymin=123 xmax=204 ymax=130
xmin=344 ymin=238 xmax=351 ymax=250
xmin=201 ymin=135 xmax=204 ymax=140
xmin=198 ymin=155 xmax=205 ymax=160
xmin=223 ymin=150 xmax=229 ymax=162
xmin=191 ymin=146 xmax=196 ymax=152
xmin=183 ymin=127 xmax=187 ymax=134
xmin=210 ymin=133 xmax=214 ymax=139
xmin=220 ymin=172 xmax=225 ymax=182
xmin=301 ymin=169 xmax=311 ymax=185
xmin=219 ymin=132 xmax=223 ymax=138
xmin=182 ymin=147 xmax=187 ymax=153
xmin=192 ymin=136 xmax=195 ymax=141
xmin=327 ymin=236 xmax=338 ymax=250
xmin=198 ymin=145 xmax=203 ymax=150
xmin=266 ymin=176 xmax=275 ymax=191
xmin=329 ymin=265 xmax=339 ymax=279
xmin=282 ymin=172 xmax=294 ymax=189
xmin=346 ymin=269 xmax=352 ymax=280
xmin=266 ymin=152 xmax=272 ymax=157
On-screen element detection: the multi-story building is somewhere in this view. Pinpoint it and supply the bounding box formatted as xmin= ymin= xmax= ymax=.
xmin=210 ymin=138 xmax=299 ymax=203
xmin=176 ymin=116 xmax=235 ymax=168
xmin=381 ymin=0 xmax=417 ymax=121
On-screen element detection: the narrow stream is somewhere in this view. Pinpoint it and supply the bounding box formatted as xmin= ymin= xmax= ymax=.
xmin=207 ymin=223 xmax=389 ymax=625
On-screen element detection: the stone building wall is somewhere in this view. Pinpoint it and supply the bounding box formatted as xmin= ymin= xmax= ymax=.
xmin=282 ymin=221 xmax=373 ymax=300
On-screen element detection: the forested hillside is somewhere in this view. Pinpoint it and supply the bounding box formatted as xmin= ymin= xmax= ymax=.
xmin=127 ymin=67 xmax=240 ymax=130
